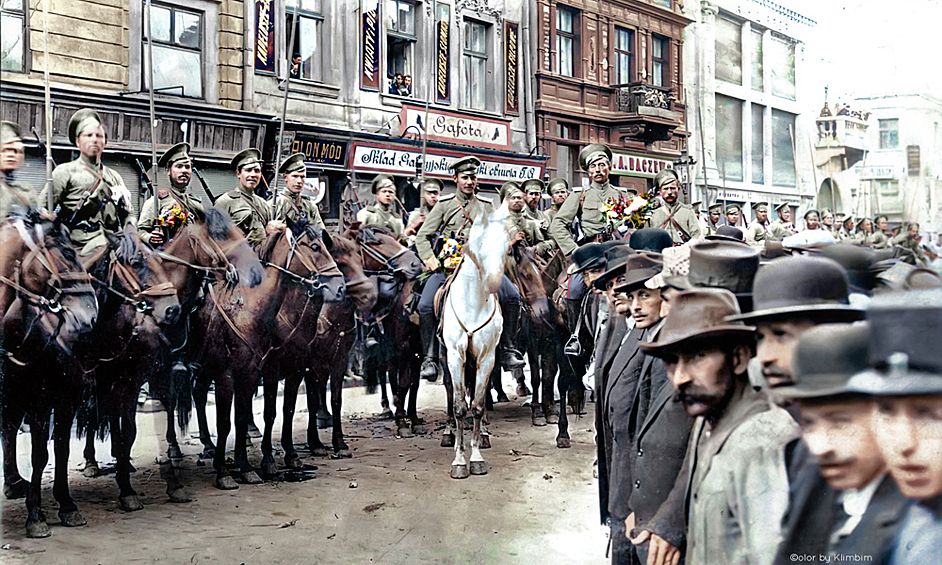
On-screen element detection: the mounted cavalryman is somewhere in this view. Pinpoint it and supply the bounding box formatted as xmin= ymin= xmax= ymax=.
xmin=769 ymin=202 xmax=798 ymax=239
xmin=502 ymin=180 xmax=556 ymax=259
xmin=215 ymin=148 xmax=278 ymax=249
xmin=357 ymin=174 xmax=404 ymax=239
xmin=40 ymin=108 xmax=134 ymax=255
xmin=0 ymin=121 xmax=37 ymax=220
xmin=403 ymin=178 xmax=442 ymax=241
xmin=646 ymin=168 xmax=700 ymax=245
xmin=545 ymin=177 xmax=570 ymax=224
xmin=137 ymin=142 xmax=205 ymax=246
xmin=414 ymin=155 xmax=526 ymax=381
xmin=272 ymin=152 xmax=325 ymax=228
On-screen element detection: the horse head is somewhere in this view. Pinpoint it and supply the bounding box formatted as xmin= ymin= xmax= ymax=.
xmin=202 ymin=206 xmax=265 ymax=287
xmin=112 ymin=223 xmax=181 ymax=327
xmin=329 ymin=231 xmax=378 ymax=313
xmin=263 ymin=217 xmax=345 ymax=304
xmin=466 ymin=203 xmax=509 ymax=294
xmin=1 ymin=210 xmax=99 ymax=356
xmin=352 ymin=224 xmax=423 ymax=280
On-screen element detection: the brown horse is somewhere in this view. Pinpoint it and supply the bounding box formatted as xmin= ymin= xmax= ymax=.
xmin=194 ymin=217 xmax=343 ymax=489
xmin=1 ymin=211 xmax=98 ymax=502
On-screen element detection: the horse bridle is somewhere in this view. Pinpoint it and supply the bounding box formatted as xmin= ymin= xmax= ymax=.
xmin=359 ymin=242 xmax=411 ymax=278
xmin=157 ymin=230 xmax=242 ymax=287
xmin=89 ymin=255 xmax=177 ymax=315
xmin=265 ymin=229 xmax=342 ymax=297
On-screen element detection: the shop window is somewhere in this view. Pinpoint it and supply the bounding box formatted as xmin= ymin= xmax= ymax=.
xmin=463 ymin=19 xmax=488 ymax=111
xmin=716 ymin=15 xmax=742 ymax=86
xmin=556 ymin=6 xmax=578 ymax=77
xmin=751 ymin=27 xmax=764 ymax=92
xmin=287 ymin=0 xmax=324 ymax=83
xmin=144 ymin=2 xmax=204 ymax=98
xmin=751 ymin=104 xmax=764 ymax=184
xmin=652 ymin=0 xmax=671 ymax=7
xmin=651 ymin=35 xmax=669 ymax=88
xmin=716 ymin=94 xmax=743 ymax=182
xmin=1 ymin=0 xmax=26 ymax=73
xmin=772 ymin=109 xmax=797 ymax=187
xmin=769 ymin=34 xmax=796 ymax=100
xmin=386 ymin=0 xmax=415 ymax=96
xmin=614 ymin=27 xmax=634 ymax=85
xmin=879 ymin=119 xmax=899 ymax=149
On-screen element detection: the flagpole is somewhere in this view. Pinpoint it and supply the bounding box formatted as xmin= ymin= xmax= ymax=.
xmin=42 ymin=0 xmax=53 ymax=211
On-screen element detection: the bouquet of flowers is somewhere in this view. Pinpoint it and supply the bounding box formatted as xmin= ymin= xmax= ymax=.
xmin=600 ymin=193 xmax=658 ymax=233
xmin=437 ymin=238 xmax=463 ymax=271
xmin=155 ymin=204 xmax=190 ymax=239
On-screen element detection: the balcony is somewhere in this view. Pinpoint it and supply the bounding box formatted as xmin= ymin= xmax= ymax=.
xmin=815 ymin=114 xmax=870 ymax=168
xmin=612 ymin=83 xmax=682 ymax=144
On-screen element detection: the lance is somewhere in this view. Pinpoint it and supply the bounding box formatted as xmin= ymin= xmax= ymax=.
xmin=271 ymin=2 xmax=301 ymax=217
xmin=42 ymin=0 xmax=53 ymax=211
xmin=145 ymin=0 xmax=159 ymax=214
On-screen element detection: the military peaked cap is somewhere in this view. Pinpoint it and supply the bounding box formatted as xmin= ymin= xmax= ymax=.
xmin=499 ymin=181 xmax=523 ymax=201
xmin=0 ymin=121 xmax=22 ymax=145
xmin=450 ymin=156 xmax=481 ymax=175
xmin=547 ymin=177 xmax=569 ymax=194
xmin=521 ymin=178 xmax=545 ymax=194
xmin=725 ymin=203 xmax=742 ymax=214
xmin=68 ymin=108 xmax=104 ymax=145
xmin=578 ymin=144 xmax=612 ymax=170
xmin=420 ymin=178 xmax=443 ymax=193
xmin=158 ymin=142 xmax=192 ymax=168
xmin=371 ymin=174 xmax=396 ymax=194
xmin=753 ymin=201 xmax=770 ymax=212
xmin=231 ymin=148 xmax=262 ymax=170
xmin=653 ymin=168 xmax=680 ymax=188
xmin=708 ymin=203 xmax=723 ymax=214
xmin=279 ymin=152 xmax=306 ymax=174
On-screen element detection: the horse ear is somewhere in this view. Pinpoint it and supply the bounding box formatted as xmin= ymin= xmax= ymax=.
xmin=321 ymin=230 xmax=334 ymax=251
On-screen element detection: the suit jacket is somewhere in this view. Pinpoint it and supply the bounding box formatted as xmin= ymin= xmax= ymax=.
xmin=594 ymin=312 xmax=630 ymax=524
xmin=774 ymin=441 xmax=911 ymax=565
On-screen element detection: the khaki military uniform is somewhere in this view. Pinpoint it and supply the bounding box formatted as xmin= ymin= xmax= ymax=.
xmin=870 ymin=230 xmax=891 ymax=249
xmin=703 ymin=221 xmax=720 ymax=237
xmin=215 ymin=187 xmax=272 ymax=247
xmin=0 ymin=175 xmax=37 ymax=220
xmin=272 ymin=187 xmax=325 ymax=228
xmin=890 ymin=233 xmax=926 ymax=262
xmin=40 ymin=155 xmax=134 ymax=251
xmin=647 ymin=202 xmax=701 ymax=245
xmin=137 ymin=188 xmax=206 ymax=244
xmin=549 ymin=182 xmax=628 ymax=256
xmin=769 ymin=219 xmax=797 ymax=240
xmin=744 ymin=221 xmax=774 ymax=249
xmin=508 ymin=208 xmax=556 ymax=258
xmin=415 ymin=190 xmax=494 ymax=262
xmin=357 ymin=203 xmax=404 ymax=239
xmin=545 ymin=203 xmax=562 ymax=224
xmin=407 ymin=204 xmax=433 ymax=228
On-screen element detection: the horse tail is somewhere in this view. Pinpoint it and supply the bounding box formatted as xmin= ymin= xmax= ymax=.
xmin=172 ymin=364 xmax=193 ymax=430
xmin=75 ymin=383 xmax=110 ymax=441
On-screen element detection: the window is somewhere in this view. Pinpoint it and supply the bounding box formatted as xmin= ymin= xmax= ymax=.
xmin=651 ymin=35 xmax=669 ymax=88
xmin=716 ymin=94 xmax=743 ymax=182
xmin=769 ymin=34 xmax=796 ymax=100
xmin=751 ymin=104 xmax=765 ymax=184
xmin=716 ymin=15 xmax=742 ymax=86
xmin=652 ymin=0 xmax=671 ymax=7
xmin=772 ymin=109 xmax=797 ymax=187
xmin=386 ymin=0 xmax=415 ymax=92
xmin=1 ymin=0 xmax=26 ymax=72
xmin=750 ymin=28 xmax=764 ymax=91
xmin=463 ymin=19 xmax=488 ymax=110
xmin=286 ymin=0 xmax=323 ymax=82
xmin=879 ymin=119 xmax=899 ymax=149
xmin=556 ymin=6 xmax=576 ymax=77
xmin=614 ymin=28 xmax=634 ymax=85
xmin=144 ymin=3 xmax=203 ymax=98
xmin=876 ymin=180 xmax=902 ymax=212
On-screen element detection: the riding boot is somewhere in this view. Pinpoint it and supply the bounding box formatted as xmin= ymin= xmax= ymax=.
xmin=498 ymin=302 xmax=526 ymax=371
xmin=419 ymin=314 xmax=439 ymax=382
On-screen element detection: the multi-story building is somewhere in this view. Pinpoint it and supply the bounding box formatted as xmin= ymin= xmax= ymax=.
xmin=683 ymin=0 xmax=817 ymax=226
xmin=533 ymin=0 xmax=691 ymax=194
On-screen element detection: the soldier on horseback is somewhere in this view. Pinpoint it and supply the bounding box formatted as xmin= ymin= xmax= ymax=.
xmin=215 ymin=148 xmax=280 ymax=248
xmin=403 ymin=178 xmax=442 ymax=240
xmin=137 ymin=142 xmax=206 ymax=246
xmin=271 ymin=152 xmax=326 ymax=228
xmin=544 ymin=177 xmax=570 ymax=224
xmin=0 ymin=121 xmax=36 ymax=220
xmin=358 ymin=174 xmax=405 ymax=239
xmin=503 ymin=181 xmax=556 ymax=258
xmin=415 ymin=156 xmax=525 ymax=381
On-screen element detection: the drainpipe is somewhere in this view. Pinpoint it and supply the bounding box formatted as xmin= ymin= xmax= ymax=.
xmin=522 ymin=0 xmax=537 ymax=152
xmin=242 ymin=1 xmax=255 ymax=112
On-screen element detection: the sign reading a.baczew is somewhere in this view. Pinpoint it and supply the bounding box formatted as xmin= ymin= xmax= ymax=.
xmin=610 ymin=150 xmax=673 ymax=178
xmin=254 ymin=0 xmax=275 ymax=73
xmin=505 ymin=21 xmax=519 ymax=115
xmin=351 ymin=144 xmax=542 ymax=183
xmin=360 ymin=0 xmax=380 ymax=91
xmin=399 ymin=103 xmax=511 ymax=151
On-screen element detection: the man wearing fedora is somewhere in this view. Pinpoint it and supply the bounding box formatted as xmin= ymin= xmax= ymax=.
xmin=772 ymin=323 xmax=911 ymax=565
xmin=41 ymin=108 xmax=134 ymax=253
xmin=769 ymin=202 xmax=797 ymax=240
xmin=744 ymin=202 xmax=774 ymax=250
xmin=271 ymin=152 xmax=326 ymax=229
xmin=646 ymin=169 xmax=700 ymax=246
xmin=137 ymin=142 xmax=206 ymax=246
xmin=545 ymin=177 xmax=570 ymax=224
xmin=639 ymin=288 xmax=798 ymax=565
xmin=358 ymin=174 xmax=405 ymax=239
xmin=415 ymin=156 xmax=525 ymax=380
xmin=665 ymin=239 xmax=760 ymax=314
xmin=844 ymin=289 xmax=942 ymax=564
xmin=216 ymin=148 xmax=279 ymax=248
xmin=403 ymin=178 xmax=441 ymax=239
xmin=0 ymin=121 xmax=37 ymax=221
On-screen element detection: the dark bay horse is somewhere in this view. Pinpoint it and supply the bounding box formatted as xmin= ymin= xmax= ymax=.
xmin=194 ymin=218 xmax=343 ymax=489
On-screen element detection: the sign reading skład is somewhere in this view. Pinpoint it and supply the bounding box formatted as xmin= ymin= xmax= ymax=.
xmin=399 ymin=103 xmax=511 ymax=151
xmin=352 ymin=144 xmax=541 ymax=183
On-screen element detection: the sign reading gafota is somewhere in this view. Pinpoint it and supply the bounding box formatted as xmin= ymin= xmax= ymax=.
xmin=610 ymin=151 xmax=674 ymax=178
xmin=400 ymin=106 xmax=511 ymax=151
xmin=352 ymin=145 xmax=541 ymax=183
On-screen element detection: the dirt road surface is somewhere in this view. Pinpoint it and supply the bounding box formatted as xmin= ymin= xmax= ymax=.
xmin=1 ymin=379 xmax=606 ymax=564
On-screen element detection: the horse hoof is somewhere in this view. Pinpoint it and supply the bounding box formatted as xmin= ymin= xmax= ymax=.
xmin=118 ymin=495 xmax=144 ymax=512
xmin=379 ymin=409 xmax=394 ymax=420
xmin=201 ymin=447 xmax=216 ymax=459
xmin=556 ymin=436 xmax=571 ymax=449
xmin=545 ymin=413 xmax=559 ymax=424
xmin=469 ymin=461 xmax=487 ymax=475
xmin=3 ymin=478 xmax=29 ymax=500
xmin=167 ymin=445 xmax=184 ymax=462
xmin=26 ymin=519 xmax=51 ymax=538
xmin=167 ymin=487 xmax=192 ymax=503
xmin=397 ymin=425 xmax=414 ymax=439
xmin=242 ymin=470 xmax=264 ymax=485
xmin=532 ymin=414 xmax=547 ymax=427
xmin=330 ymin=449 xmax=352 ymax=460
xmin=214 ymin=475 xmax=239 ymax=490
xmin=516 ymin=384 xmax=531 ymax=397
xmin=59 ymin=509 xmax=87 ymax=526
xmin=479 ymin=435 xmax=491 ymax=449
xmin=494 ymin=393 xmax=511 ymax=404
xmin=440 ymin=433 xmax=455 ymax=448
xmin=310 ymin=447 xmax=329 ymax=457
xmin=285 ymin=453 xmax=303 ymax=469
xmin=82 ymin=463 xmax=101 ymax=478
xmin=450 ymin=464 xmax=470 ymax=479
xmin=260 ymin=461 xmax=279 ymax=480
xmin=316 ymin=417 xmax=332 ymax=429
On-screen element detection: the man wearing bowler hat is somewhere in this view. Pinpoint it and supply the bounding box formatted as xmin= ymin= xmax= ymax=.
xmin=403 ymin=178 xmax=441 ymax=239
xmin=138 ymin=142 xmax=206 ymax=246
xmin=843 ymin=289 xmax=942 ymax=565
xmin=646 ymin=168 xmax=700 ymax=245
xmin=545 ymin=177 xmax=570 ymax=224
xmin=271 ymin=152 xmax=326 ymax=229
xmin=0 ymin=121 xmax=37 ymax=221
xmin=772 ymin=324 xmax=910 ymax=565
xmin=638 ymin=288 xmax=798 ymax=565
xmin=215 ymin=148 xmax=278 ymax=248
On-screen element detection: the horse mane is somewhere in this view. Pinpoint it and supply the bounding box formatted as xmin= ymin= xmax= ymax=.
xmin=205 ymin=206 xmax=238 ymax=242
xmin=114 ymin=226 xmax=154 ymax=282
xmin=329 ymin=232 xmax=359 ymax=257
xmin=257 ymin=229 xmax=283 ymax=263
xmin=358 ymin=224 xmax=394 ymax=244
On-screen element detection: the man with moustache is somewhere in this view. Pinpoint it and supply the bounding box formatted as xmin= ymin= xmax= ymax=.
xmin=724 ymin=203 xmax=742 ymax=227
xmin=215 ymin=148 xmax=279 ymax=248
xmin=845 ymin=290 xmax=942 ymax=564
xmin=640 ymin=288 xmax=798 ymax=565
xmin=769 ymin=202 xmax=797 ymax=240
xmin=0 ymin=121 xmax=37 ymax=220
xmin=646 ymin=169 xmax=700 ymax=245
xmin=773 ymin=324 xmax=910 ymax=565
xmin=271 ymin=152 xmax=326 ymax=228
xmin=137 ymin=142 xmax=206 ymax=245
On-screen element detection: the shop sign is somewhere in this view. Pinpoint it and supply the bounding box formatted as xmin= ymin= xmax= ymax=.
xmin=360 ymin=0 xmax=380 ymax=91
xmin=435 ymin=6 xmax=451 ymax=104
xmin=860 ymin=165 xmax=896 ymax=179
xmin=610 ymin=151 xmax=673 ymax=178
xmin=400 ymin=103 xmax=510 ymax=151
xmin=907 ymin=145 xmax=920 ymax=176
xmin=254 ymin=0 xmax=275 ymax=73
xmin=351 ymin=144 xmax=541 ymax=183
xmin=291 ymin=136 xmax=347 ymax=167
xmin=504 ymin=21 xmax=519 ymax=115
xmin=713 ymin=189 xmax=800 ymax=205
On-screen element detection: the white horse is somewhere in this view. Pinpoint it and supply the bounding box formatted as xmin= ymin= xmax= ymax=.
xmin=441 ymin=203 xmax=510 ymax=479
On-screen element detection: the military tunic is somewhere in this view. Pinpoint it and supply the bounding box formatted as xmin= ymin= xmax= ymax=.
xmin=215 ymin=186 xmax=272 ymax=247
xmin=703 ymin=221 xmax=720 ymax=237
xmin=545 ymin=203 xmax=562 ymax=224
xmin=870 ymin=230 xmax=891 ymax=249
xmin=647 ymin=202 xmax=701 ymax=244
xmin=272 ymin=187 xmax=325 ymax=228
xmin=406 ymin=204 xmax=433 ymax=228
xmin=415 ymin=190 xmax=494 ymax=262
xmin=357 ymin=203 xmax=404 ymax=238
xmin=890 ymin=233 xmax=926 ymax=262
xmin=0 ymin=174 xmax=37 ymax=220
xmin=744 ymin=221 xmax=774 ymax=249
xmin=40 ymin=155 xmax=133 ymax=251
xmin=137 ymin=188 xmax=206 ymax=244
xmin=507 ymin=208 xmax=556 ymax=258
xmin=549 ymin=182 xmax=627 ymax=256
xmin=769 ymin=219 xmax=797 ymax=240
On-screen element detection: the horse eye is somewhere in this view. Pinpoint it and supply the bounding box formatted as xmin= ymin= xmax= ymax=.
xmin=311 ymin=244 xmax=321 ymax=253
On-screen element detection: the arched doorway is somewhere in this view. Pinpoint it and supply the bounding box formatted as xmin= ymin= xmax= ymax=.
xmin=817 ymin=179 xmax=844 ymax=215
